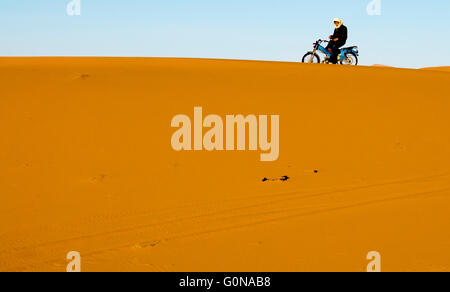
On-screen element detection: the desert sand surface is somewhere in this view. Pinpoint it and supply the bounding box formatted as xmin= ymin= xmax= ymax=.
xmin=1 ymin=58 xmax=450 ymax=272
xmin=421 ymin=66 xmax=450 ymax=73
xmin=372 ymin=64 xmax=395 ymax=68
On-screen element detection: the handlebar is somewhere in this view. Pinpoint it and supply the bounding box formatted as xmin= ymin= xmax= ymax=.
xmin=314 ymin=39 xmax=329 ymax=45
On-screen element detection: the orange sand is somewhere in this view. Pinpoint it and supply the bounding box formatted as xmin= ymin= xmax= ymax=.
xmin=1 ymin=58 xmax=450 ymax=272
xmin=372 ymin=64 xmax=395 ymax=68
xmin=422 ymin=66 xmax=450 ymax=73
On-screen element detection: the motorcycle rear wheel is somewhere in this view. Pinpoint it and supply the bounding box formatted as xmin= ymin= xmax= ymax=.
xmin=340 ymin=52 xmax=358 ymax=66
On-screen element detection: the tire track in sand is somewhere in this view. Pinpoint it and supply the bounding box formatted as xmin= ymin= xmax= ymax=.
xmin=1 ymin=173 xmax=449 ymax=271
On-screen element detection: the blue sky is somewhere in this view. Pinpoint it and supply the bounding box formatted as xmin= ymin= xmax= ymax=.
xmin=0 ymin=0 xmax=449 ymax=68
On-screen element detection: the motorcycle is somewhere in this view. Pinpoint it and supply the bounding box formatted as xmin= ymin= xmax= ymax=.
xmin=302 ymin=39 xmax=359 ymax=65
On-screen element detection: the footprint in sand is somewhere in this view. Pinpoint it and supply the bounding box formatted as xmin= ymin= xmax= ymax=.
xmin=90 ymin=174 xmax=108 ymax=184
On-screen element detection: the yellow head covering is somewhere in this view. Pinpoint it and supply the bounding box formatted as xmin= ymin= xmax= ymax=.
xmin=334 ymin=18 xmax=343 ymax=29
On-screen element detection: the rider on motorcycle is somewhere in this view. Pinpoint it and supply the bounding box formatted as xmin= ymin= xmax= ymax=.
xmin=326 ymin=18 xmax=348 ymax=64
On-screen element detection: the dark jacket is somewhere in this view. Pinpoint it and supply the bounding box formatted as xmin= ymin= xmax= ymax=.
xmin=331 ymin=25 xmax=348 ymax=48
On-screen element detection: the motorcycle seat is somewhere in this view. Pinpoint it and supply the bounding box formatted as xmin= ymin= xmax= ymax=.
xmin=342 ymin=46 xmax=357 ymax=50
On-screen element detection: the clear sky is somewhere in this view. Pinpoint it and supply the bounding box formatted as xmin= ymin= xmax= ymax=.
xmin=0 ymin=0 xmax=449 ymax=68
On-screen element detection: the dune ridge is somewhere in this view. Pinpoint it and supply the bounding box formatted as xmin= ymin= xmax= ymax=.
xmin=0 ymin=58 xmax=450 ymax=272
xmin=421 ymin=66 xmax=450 ymax=72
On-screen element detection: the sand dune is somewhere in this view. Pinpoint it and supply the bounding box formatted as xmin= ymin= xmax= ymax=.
xmin=421 ymin=66 xmax=450 ymax=72
xmin=1 ymin=58 xmax=450 ymax=272
xmin=372 ymin=64 xmax=394 ymax=68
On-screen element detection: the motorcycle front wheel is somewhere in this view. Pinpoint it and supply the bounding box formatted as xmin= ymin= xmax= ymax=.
xmin=302 ymin=52 xmax=320 ymax=64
